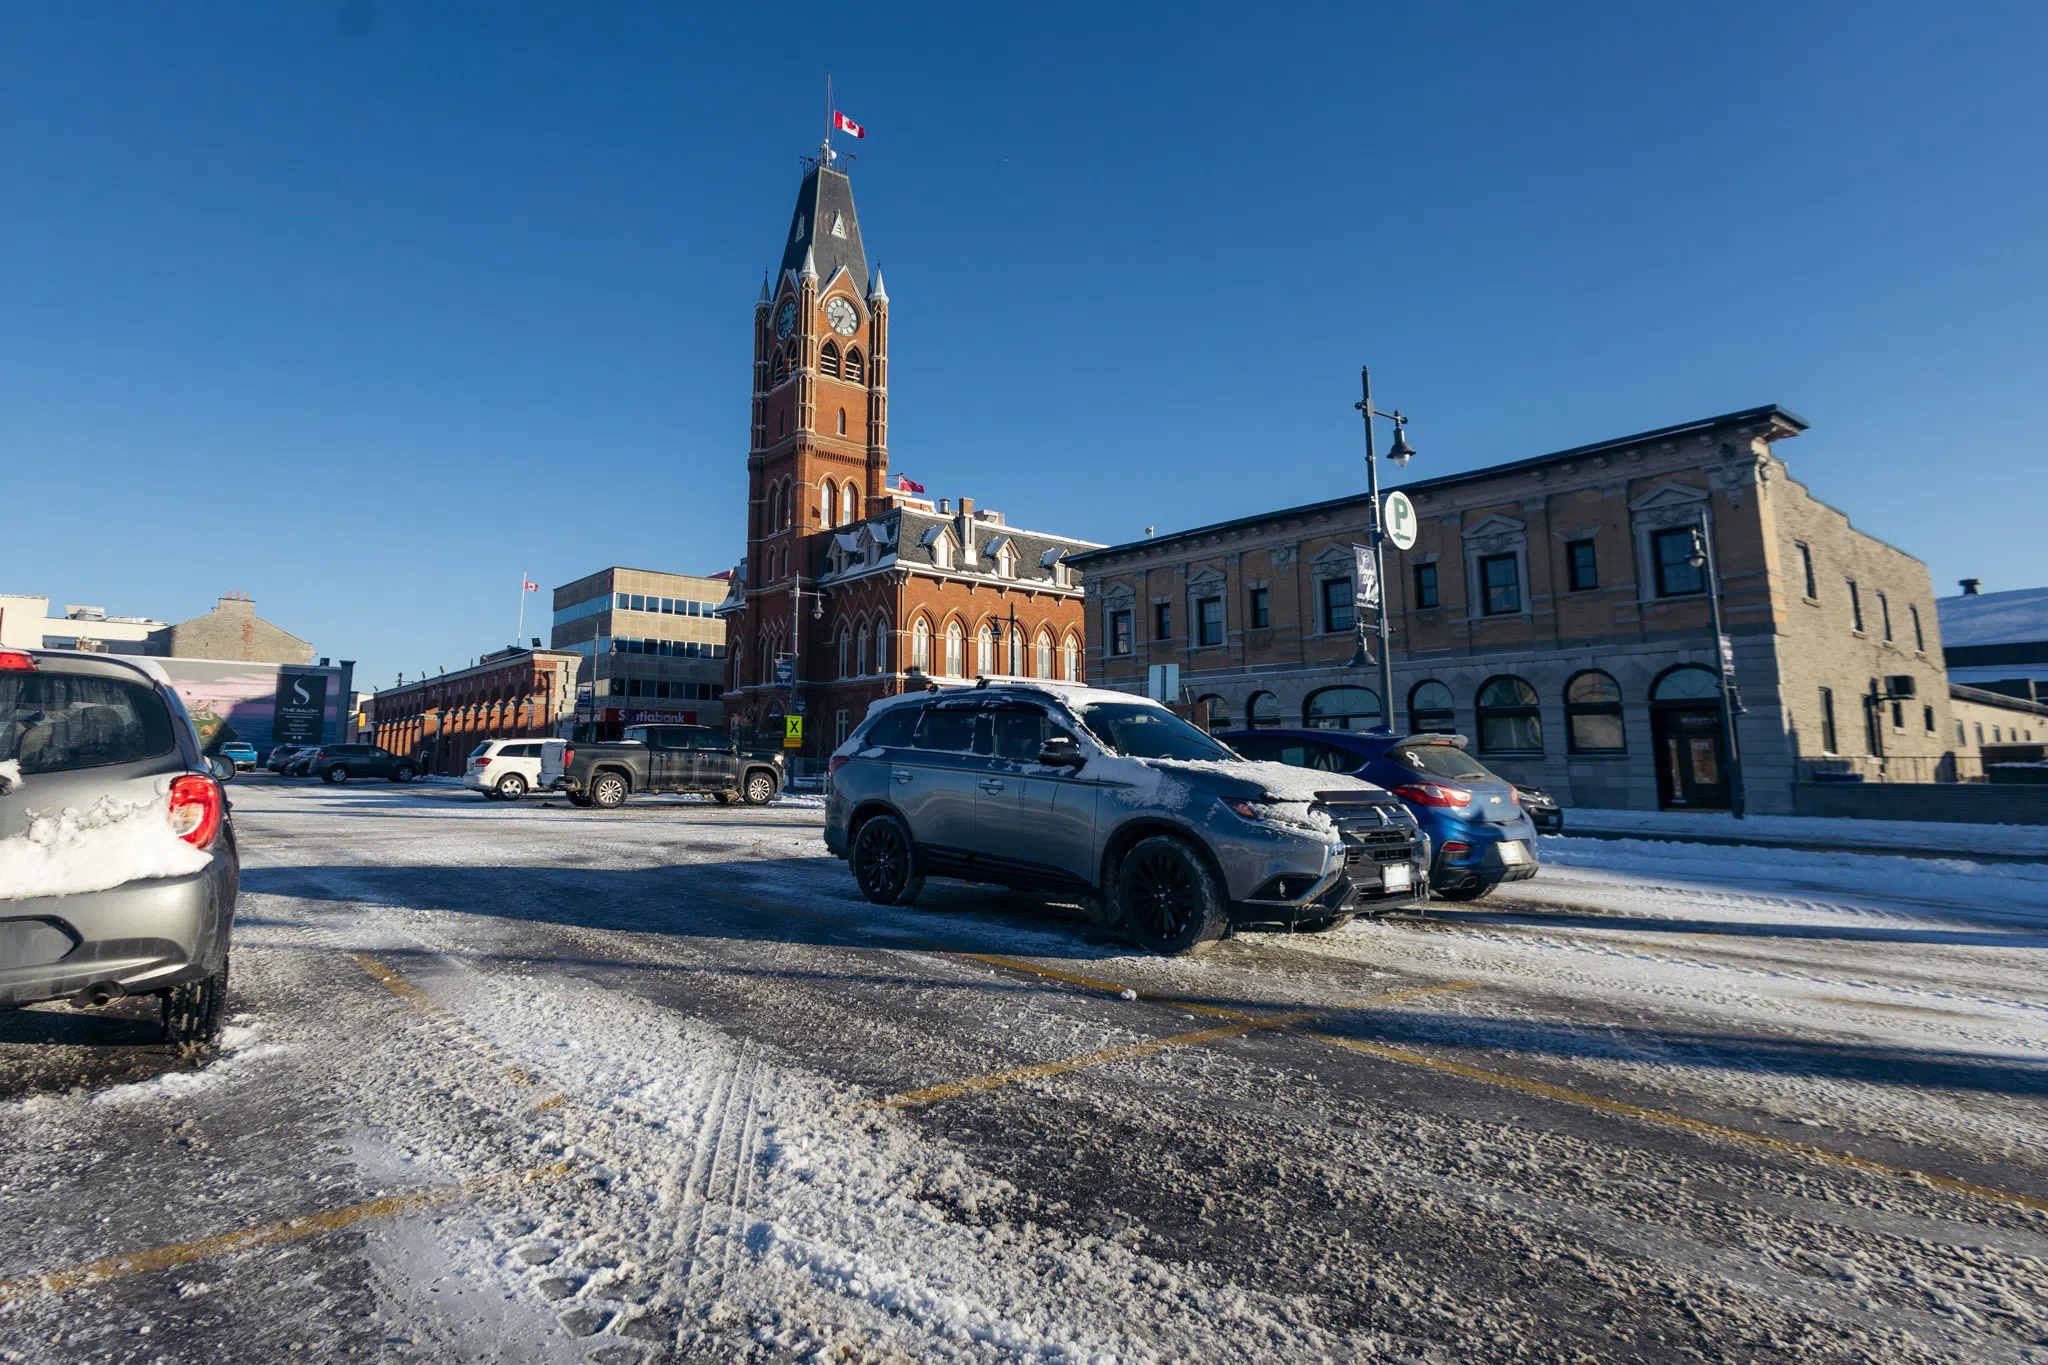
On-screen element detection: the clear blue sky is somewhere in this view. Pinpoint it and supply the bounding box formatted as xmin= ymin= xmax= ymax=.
xmin=4 ymin=3 xmax=2042 ymax=691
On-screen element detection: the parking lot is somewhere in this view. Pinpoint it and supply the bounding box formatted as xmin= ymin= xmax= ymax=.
xmin=4 ymin=777 xmax=2047 ymax=1363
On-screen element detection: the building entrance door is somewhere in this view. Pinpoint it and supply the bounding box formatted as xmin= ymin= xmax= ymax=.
xmin=1653 ymin=706 xmax=1729 ymax=810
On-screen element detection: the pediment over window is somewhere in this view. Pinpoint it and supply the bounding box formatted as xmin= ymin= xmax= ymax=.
xmin=1186 ymin=566 xmax=1226 ymax=591
xmin=1628 ymin=482 xmax=1710 ymax=513
xmin=1461 ymin=514 xmax=1528 ymax=541
xmin=1310 ymin=544 xmax=1355 ymax=572
xmin=1101 ymin=581 xmax=1137 ymax=606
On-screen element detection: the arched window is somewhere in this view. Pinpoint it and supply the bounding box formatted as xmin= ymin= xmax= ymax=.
xmin=780 ymin=479 xmax=793 ymax=529
xmin=837 ymin=407 xmax=847 ymax=435
xmin=1652 ymin=666 xmax=1721 ymax=702
xmin=1197 ymin=694 xmax=1232 ymax=732
xmin=944 ymin=620 xmax=965 ymax=677
xmin=1061 ymin=633 xmax=1080 ymax=682
xmin=976 ymin=623 xmax=996 ymax=676
xmin=1409 ymin=680 xmax=1456 ymax=734
xmin=1247 ymin=691 xmax=1281 ymax=729
xmin=1476 ymin=676 xmax=1542 ymax=753
xmin=856 ymin=622 xmax=870 ymax=676
xmin=1304 ymin=686 xmax=1383 ymax=732
xmin=771 ymin=350 xmax=788 ymax=386
xmin=766 ymin=484 xmax=780 ymax=534
xmin=911 ymin=618 xmax=932 ymax=673
xmin=1035 ymin=630 xmax=1053 ymax=679
xmin=820 ymin=342 xmax=841 ymax=378
xmin=874 ymin=615 xmax=890 ymax=673
xmin=1565 ymin=670 xmax=1626 ymax=753
xmin=785 ymin=340 xmax=798 ymax=374
xmin=840 ymin=482 xmax=857 ymax=525
xmin=845 ymin=348 xmax=864 ymax=383
xmin=820 ymin=479 xmax=837 ymax=528
xmin=837 ymin=625 xmax=851 ymax=679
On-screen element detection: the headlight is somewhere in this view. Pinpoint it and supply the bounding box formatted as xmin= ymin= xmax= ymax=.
xmin=1223 ymin=798 xmax=1271 ymax=822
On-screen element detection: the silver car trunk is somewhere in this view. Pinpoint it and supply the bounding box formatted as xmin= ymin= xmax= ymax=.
xmin=2 ymin=655 xmax=191 ymax=853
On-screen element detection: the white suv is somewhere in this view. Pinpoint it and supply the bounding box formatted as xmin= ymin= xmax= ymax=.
xmin=464 ymin=738 xmax=562 ymax=801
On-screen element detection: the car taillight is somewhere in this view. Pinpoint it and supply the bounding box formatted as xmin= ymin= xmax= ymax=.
xmin=827 ymin=754 xmax=849 ymax=777
xmin=1441 ymin=840 xmax=1474 ymax=863
xmin=1508 ymin=788 xmax=1520 ymax=805
xmin=168 ymin=775 xmax=224 ymax=849
xmin=476 ymin=757 xmax=492 ymax=766
xmin=562 ymin=748 xmax=574 ymax=767
xmin=1394 ymin=782 xmax=1471 ymax=808
xmin=0 ymin=650 xmax=35 ymax=670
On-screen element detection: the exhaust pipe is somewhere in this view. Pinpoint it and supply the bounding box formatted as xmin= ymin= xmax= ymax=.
xmin=75 ymin=981 xmax=127 ymax=1008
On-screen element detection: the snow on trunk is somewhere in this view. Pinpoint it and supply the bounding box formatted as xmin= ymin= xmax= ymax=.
xmin=0 ymin=779 xmax=210 ymax=901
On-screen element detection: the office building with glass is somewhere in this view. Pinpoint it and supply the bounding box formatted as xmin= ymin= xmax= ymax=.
xmin=550 ymin=567 xmax=730 ymax=738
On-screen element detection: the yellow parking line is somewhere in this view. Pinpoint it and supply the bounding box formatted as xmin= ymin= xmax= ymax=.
xmin=0 ymin=1162 xmax=574 ymax=1305
xmin=351 ymin=951 xmax=538 ymax=1087
xmin=878 ymin=983 xmax=1475 ymax=1109
xmin=1308 ymin=1033 xmax=2048 ymax=1217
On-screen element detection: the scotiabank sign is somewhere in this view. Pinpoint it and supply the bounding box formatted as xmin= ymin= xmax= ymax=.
xmin=600 ymin=708 xmax=697 ymax=725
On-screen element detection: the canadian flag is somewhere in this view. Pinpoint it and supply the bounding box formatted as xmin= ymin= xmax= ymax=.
xmin=833 ymin=110 xmax=865 ymax=139
xmin=895 ymin=473 xmax=925 ymax=493
xmin=522 ymin=580 xmax=539 ymax=592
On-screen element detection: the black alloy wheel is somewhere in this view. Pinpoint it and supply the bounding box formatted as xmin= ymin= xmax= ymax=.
xmin=393 ymin=764 xmax=416 ymax=783
xmin=325 ymin=764 xmax=349 ymax=784
xmin=496 ymin=773 xmax=527 ymax=800
xmin=590 ymin=772 xmax=628 ymax=809
xmin=743 ymin=771 xmax=776 ymax=805
xmin=1116 ymin=835 xmax=1230 ymax=956
xmin=161 ymin=957 xmax=229 ymax=1051
xmin=850 ymin=813 xmax=924 ymax=906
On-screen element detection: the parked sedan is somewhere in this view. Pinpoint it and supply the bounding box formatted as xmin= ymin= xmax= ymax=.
xmin=264 ymin=744 xmax=303 ymax=773
xmin=0 ymin=647 xmax=239 ymax=1047
xmin=1515 ymin=783 xmax=1563 ymax=834
xmin=1221 ymin=729 xmax=1540 ymax=901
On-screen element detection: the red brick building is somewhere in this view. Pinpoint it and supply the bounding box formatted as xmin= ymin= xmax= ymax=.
xmin=719 ymin=150 xmax=1099 ymax=758
xmin=371 ymin=646 xmax=580 ymax=776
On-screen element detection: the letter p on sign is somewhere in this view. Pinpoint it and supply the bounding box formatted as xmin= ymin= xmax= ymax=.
xmin=1383 ymin=491 xmax=1418 ymax=551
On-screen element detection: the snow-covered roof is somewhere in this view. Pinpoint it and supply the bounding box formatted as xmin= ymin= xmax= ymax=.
xmin=1936 ymin=586 xmax=2048 ymax=647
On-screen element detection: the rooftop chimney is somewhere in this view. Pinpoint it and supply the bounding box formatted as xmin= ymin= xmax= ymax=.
xmin=938 ymin=498 xmax=951 ymax=514
xmin=1960 ymin=578 xmax=1981 ymax=596
xmin=959 ymin=497 xmax=975 ymax=518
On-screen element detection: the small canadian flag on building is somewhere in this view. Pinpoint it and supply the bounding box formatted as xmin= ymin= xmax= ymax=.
xmin=522 ymin=579 xmax=539 ymax=592
xmin=833 ymin=110 xmax=864 ymax=139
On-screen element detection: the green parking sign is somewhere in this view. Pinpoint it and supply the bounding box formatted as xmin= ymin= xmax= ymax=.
xmin=1383 ymin=491 xmax=1418 ymax=551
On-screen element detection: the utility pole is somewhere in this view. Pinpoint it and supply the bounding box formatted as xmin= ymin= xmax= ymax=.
xmin=1353 ymin=366 xmax=1416 ymax=731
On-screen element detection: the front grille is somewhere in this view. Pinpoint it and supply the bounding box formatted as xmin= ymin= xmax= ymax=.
xmin=1317 ymin=798 xmax=1420 ymax=869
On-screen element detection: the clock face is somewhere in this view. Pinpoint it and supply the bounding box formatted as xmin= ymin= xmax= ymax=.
xmin=824 ymin=297 xmax=859 ymax=337
xmin=775 ymin=299 xmax=797 ymax=339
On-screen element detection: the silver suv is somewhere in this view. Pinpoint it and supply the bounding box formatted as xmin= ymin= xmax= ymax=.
xmin=1 ymin=649 xmax=239 ymax=1046
xmin=824 ymin=682 xmax=1427 ymax=954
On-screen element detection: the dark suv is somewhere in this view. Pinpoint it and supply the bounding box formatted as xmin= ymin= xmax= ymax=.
xmin=825 ymin=682 xmax=1427 ymax=954
xmin=310 ymin=743 xmax=418 ymax=784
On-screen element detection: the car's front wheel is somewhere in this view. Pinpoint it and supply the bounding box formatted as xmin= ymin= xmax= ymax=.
xmin=496 ymin=773 xmax=527 ymax=801
xmin=851 ymin=813 xmax=924 ymax=906
xmin=162 ymin=958 xmax=228 ymax=1051
xmin=1115 ymin=836 xmax=1230 ymax=956
xmin=742 ymin=770 xmax=777 ymax=805
xmin=392 ymin=764 xmax=416 ymax=783
xmin=590 ymin=772 xmax=628 ymax=809
xmin=324 ymin=764 xmax=349 ymax=784
xmin=566 ymin=791 xmax=593 ymax=808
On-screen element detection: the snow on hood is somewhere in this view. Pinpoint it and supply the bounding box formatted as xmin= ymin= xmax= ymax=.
xmin=0 ymin=779 xmax=211 ymax=901
xmin=1089 ymin=755 xmax=1385 ymax=842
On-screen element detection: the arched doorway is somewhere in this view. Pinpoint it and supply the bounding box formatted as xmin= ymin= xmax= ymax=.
xmin=1246 ymin=691 xmax=1280 ymax=729
xmin=1651 ymin=666 xmax=1727 ymax=809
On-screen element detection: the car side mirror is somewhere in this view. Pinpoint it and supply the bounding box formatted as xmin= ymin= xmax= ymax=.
xmin=1036 ymin=738 xmax=1086 ymax=769
xmin=207 ymin=756 xmax=235 ymax=782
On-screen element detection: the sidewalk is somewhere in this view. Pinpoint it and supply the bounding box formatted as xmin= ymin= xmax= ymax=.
xmin=1559 ymin=807 xmax=2048 ymax=863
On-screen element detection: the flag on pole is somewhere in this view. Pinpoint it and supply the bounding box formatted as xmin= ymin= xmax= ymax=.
xmin=833 ymin=110 xmax=865 ymax=139
xmin=895 ymin=473 xmax=925 ymax=493
xmin=523 ymin=579 xmax=539 ymax=592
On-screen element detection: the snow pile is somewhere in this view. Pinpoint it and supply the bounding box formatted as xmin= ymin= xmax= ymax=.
xmin=0 ymin=759 xmax=21 ymax=794
xmin=0 ymin=781 xmax=209 ymax=901
xmin=1560 ymin=806 xmax=2048 ymax=857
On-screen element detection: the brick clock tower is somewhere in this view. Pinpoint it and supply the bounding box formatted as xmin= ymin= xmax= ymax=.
xmin=720 ymin=148 xmax=1099 ymax=760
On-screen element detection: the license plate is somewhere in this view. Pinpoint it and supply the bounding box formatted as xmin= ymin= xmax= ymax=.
xmin=1497 ymin=841 xmax=1528 ymax=866
xmin=1381 ymin=863 xmax=1413 ymax=892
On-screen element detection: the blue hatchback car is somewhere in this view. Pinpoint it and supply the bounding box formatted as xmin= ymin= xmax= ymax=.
xmin=1220 ymin=729 xmax=1540 ymax=901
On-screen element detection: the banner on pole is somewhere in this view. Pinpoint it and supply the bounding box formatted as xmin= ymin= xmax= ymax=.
xmin=1352 ymin=544 xmax=1380 ymax=610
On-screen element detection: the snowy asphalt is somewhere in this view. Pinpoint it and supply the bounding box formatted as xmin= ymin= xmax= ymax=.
xmin=4 ymin=779 xmax=2048 ymax=1363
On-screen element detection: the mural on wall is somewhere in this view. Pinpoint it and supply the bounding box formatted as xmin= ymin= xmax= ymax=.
xmin=154 ymin=659 xmax=342 ymax=752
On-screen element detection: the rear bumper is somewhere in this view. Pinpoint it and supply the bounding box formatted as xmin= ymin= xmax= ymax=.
xmin=0 ymin=851 xmax=237 ymax=1008
xmin=1431 ymin=838 xmax=1541 ymax=891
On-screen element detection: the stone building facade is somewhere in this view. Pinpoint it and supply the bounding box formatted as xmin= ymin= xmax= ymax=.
xmin=1070 ymin=406 xmax=1957 ymax=815
xmin=718 ymin=151 xmax=1097 ymax=758
xmin=550 ymin=567 xmax=729 ymax=738
xmin=371 ymin=646 xmax=581 ymax=776
xmin=159 ymin=592 xmax=314 ymax=664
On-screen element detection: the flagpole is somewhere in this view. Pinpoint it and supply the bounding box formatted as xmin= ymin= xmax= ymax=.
xmin=516 ymin=572 xmax=526 ymax=646
xmin=824 ymin=72 xmax=833 ymax=161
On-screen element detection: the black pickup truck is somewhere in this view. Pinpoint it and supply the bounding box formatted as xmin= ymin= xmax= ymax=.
xmin=548 ymin=723 xmax=785 ymax=809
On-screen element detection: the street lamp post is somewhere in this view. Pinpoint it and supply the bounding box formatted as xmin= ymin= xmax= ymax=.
xmin=1353 ymin=366 xmax=1415 ymax=733
xmin=1685 ymin=518 xmax=1746 ymax=820
xmin=784 ymin=571 xmax=826 ymax=747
